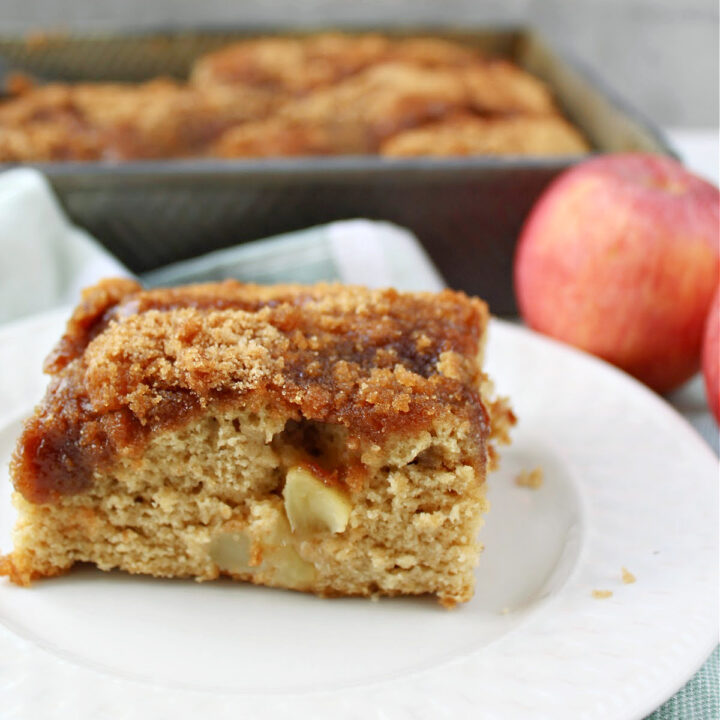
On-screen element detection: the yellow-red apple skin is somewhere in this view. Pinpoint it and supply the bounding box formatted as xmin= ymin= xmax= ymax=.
xmin=702 ymin=289 xmax=719 ymax=422
xmin=514 ymin=154 xmax=720 ymax=394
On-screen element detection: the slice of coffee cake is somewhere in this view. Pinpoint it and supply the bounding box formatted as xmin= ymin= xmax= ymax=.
xmin=1 ymin=279 xmax=513 ymax=606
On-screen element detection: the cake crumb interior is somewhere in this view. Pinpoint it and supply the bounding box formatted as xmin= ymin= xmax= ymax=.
xmin=6 ymin=407 xmax=489 ymax=605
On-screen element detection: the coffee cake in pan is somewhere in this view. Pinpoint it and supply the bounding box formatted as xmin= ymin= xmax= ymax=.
xmin=0 ymin=32 xmax=588 ymax=161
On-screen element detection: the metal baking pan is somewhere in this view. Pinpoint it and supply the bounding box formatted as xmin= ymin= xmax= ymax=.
xmin=0 ymin=27 xmax=675 ymax=315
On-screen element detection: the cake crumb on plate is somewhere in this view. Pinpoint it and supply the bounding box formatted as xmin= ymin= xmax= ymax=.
xmin=515 ymin=467 xmax=544 ymax=489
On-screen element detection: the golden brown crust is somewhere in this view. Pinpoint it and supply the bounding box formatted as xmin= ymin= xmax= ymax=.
xmin=13 ymin=279 xmax=491 ymax=505
xmin=463 ymin=60 xmax=557 ymax=116
xmin=190 ymin=33 xmax=483 ymax=95
xmin=381 ymin=114 xmax=590 ymax=157
xmin=190 ymin=33 xmax=392 ymax=95
xmin=0 ymin=80 xmax=280 ymax=161
xmin=213 ymin=62 xmax=468 ymax=156
xmin=0 ymin=551 xmax=70 ymax=585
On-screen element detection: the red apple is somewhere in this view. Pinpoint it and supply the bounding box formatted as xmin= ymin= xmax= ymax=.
xmin=515 ymin=153 xmax=720 ymax=394
xmin=702 ymin=289 xmax=719 ymax=422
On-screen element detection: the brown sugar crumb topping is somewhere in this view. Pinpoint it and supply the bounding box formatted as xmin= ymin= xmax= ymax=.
xmin=13 ymin=278 xmax=492 ymax=504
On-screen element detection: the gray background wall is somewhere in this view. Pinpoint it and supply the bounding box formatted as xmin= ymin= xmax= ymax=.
xmin=1 ymin=0 xmax=717 ymax=128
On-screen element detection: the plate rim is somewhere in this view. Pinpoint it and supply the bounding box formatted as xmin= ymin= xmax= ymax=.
xmin=492 ymin=323 xmax=718 ymax=720
xmin=0 ymin=312 xmax=717 ymax=719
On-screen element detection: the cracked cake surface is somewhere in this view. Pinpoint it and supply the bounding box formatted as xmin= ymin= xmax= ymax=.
xmin=1 ymin=278 xmax=514 ymax=606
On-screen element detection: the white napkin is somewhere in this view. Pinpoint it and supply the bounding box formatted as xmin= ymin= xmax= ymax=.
xmin=0 ymin=168 xmax=131 ymax=324
xmin=0 ymin=169 xmax=444 ymax=325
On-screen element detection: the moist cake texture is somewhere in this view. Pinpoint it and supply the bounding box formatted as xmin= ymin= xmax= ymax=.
xmin=0 ymin=279 xmax=514 ymax=606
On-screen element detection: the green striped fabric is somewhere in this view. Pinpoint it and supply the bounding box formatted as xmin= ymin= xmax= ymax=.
xmin=648 ymin=647 xmax=719 ymax=719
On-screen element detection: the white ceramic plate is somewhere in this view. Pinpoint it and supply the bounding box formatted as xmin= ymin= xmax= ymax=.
xmin=0 ymin=311 xmax=717 ymax=720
